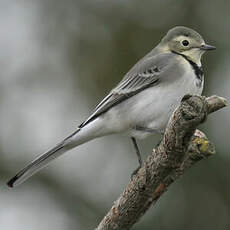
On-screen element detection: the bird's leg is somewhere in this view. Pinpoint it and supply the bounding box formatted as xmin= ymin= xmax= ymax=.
xmin=155 ymin=135 xmax=163 ymax=148
xmin=131 ymin=137 xmax=143 ymax=179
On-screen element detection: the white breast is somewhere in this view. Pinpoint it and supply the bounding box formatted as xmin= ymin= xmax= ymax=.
xmin=100 ymin=58 xmax=204 ymax=139
xmin=132 ymin=61 xmax=203 ymax=138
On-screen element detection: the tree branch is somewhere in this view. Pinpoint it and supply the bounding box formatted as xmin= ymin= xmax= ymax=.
xmin=96 ymin=95 xmax=227 ymax=230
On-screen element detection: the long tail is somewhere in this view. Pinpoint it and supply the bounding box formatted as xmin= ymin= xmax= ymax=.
xmin=7 ymin=120 xmax=106 ymax=188
xmin=7 ymin=141 xmax=66 ymax=188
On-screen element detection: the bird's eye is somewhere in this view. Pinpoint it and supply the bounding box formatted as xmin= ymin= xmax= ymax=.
xmin=182 ymin=40 xmax=189 ymax=46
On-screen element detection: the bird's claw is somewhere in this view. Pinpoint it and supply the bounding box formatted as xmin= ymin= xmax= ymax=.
xmin=180 ymin=95 xmax=208 ymax=122
xmin=131 ymin=165 xmax=142 ymax=180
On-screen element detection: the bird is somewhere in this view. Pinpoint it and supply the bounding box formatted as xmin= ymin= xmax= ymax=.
xmin=7 ymin=26 xmax=216 ymax=188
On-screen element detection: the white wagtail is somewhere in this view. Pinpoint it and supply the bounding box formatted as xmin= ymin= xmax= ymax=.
xmin=7 ymin=26 xmax=216 ymax=187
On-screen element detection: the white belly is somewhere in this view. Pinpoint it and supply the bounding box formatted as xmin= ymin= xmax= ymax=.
xmin=103 ymin=63 xmax=203 ymax=139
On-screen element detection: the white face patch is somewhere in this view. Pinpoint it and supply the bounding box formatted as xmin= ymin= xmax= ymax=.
xmin=172 ymin=35 xmax=205 ymax=65
xmin=181 ymin=48 xmax=204 ymax=66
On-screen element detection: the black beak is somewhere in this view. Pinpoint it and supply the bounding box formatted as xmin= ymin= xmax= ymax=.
xmin=200 ymin=44 xmax=216 ymax=51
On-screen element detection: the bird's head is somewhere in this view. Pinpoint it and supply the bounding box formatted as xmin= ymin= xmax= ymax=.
xmin=160 ymin=26 xmax=216 ymax=63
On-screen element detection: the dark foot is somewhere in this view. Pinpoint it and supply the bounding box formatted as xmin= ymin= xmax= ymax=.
xmin=155 ymin=137 xmax=163 ymax=148
xmin=180 ymin=95 xmax=208 ymax=123
xmin=131 ymin=165 xmax=142 ymax=180
xmin=181 ymin=94 xmax=193 ymax=102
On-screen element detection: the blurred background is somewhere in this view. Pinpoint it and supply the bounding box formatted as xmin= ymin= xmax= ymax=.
xmin=0 ymin=0 xmax=229 ymax=229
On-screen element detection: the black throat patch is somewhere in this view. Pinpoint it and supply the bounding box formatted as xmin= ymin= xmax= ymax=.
xmin=172 ymin=51 xmax=203 ymax=82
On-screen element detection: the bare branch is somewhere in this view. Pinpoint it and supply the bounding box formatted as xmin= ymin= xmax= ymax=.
xmin=96 ymin=95 xmax=226 ymax=230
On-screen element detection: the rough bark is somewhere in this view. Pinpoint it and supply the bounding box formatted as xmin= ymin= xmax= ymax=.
xmin=96 ymin=95 xmax=227 ymax=230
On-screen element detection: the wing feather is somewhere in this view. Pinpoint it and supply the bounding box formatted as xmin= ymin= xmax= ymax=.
xmin=79 ymin=52 xmax=176 ymax=128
